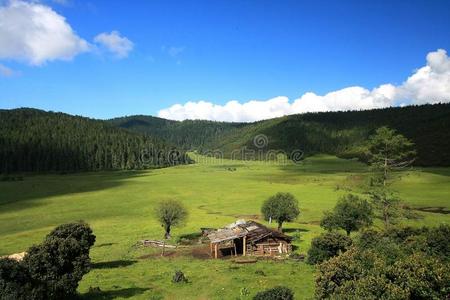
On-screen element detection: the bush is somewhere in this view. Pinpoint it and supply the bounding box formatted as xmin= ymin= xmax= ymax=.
xmin=306 ymin=232 xmax=352 ymax=264
xmin=315 ymin=246 xmax=450 ymax=299
xmin=46 ymin=221 xmax=96 ymax=253
xmin=172 ymin=270 xmax=188 ymax=283
xmin=0 ymin=258 xmax=33 ymax=300
xmin=0 ymin=222 xmax=95 ymax=300
xmin=426 ymin=224 xmax=450 ymax=260
xmin=253 ymin=286 xmax=294 ymax=300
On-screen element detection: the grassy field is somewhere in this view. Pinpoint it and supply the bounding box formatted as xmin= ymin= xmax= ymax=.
xmin=0 ymin=155 xmax=449 ymax=299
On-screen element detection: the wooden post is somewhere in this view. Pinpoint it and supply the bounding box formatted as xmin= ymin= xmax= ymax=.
xmin=214 ymin=243 xmax=218 ymax=259
xmin=243 ymin=236 xmax=246 ymax=256
xmin=210 ymin=242 xmax=213 ymax=257
xmin=233 ymin=241 xmax=237 ymax=257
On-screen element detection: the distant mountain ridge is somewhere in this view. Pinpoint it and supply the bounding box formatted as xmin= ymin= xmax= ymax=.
xmin=111 ymin=103 xmax=450 ymax=166
xmin=1 ymin=103 xmax=449 ymax=174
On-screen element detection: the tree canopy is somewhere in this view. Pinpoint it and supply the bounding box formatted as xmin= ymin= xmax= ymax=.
xmin=261 ymin=192 xmax=300 ymax=231
xmin=155 ymin=200 xmax=188 ymax=239
xmin=321 ymin=194 xmax=373 ymax=236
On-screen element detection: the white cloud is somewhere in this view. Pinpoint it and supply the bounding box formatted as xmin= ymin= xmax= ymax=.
xmin=0 ymin=0 xmax=90 ymax=65
xmin=396 ymin=49 xmax=450 ymax=104
xmin=0 ymin=63 xmax=19 ymax=77
xmin=158 ymin=49 xmax=450 ymax=122
xmin=94 ymin=31 xmax=134 ymax=58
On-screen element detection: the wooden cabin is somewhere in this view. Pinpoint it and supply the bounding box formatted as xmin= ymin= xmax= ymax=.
xmin=206 ymin=220 xmax=292 ymax=258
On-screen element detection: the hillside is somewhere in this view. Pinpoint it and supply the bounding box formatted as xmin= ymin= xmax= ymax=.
xmin=0 ymin=108 xmax=189 ymax=173
xmin=109 ymin=115 xmax=245 ymax=151
xmin=113 ymin=103 xmax=450 ymax=166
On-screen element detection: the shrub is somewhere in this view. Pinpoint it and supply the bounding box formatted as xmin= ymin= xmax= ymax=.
xmin=306 ymin=232 xmax=352 ymax=264
xmin=172 ymin=270 xmax=188 ymax=283
xmin=253 ymin=286 xmax=294 ymax=300
xmin=46 ymin=221 xmax=96 ymax=254
xmin=315 ymin=246 xmax=450 ymax=299
xmin=0 ymin=222 xmax=95 ymax=300
xmin=22 ymin=222 xmax=96 ymax=299
xmin=0 ymin=258 xmax=32 ymax=300
xmin=426 ymin=224 xmax=450 ymax=260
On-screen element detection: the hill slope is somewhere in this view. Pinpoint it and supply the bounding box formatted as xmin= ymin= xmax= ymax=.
xmin=113 ymin=103 xmax=450 ymax=166
xmin=109 ymin=115 xmax=246 ymax=151
xmin=0 ymin=109 xmax=189 ymax=173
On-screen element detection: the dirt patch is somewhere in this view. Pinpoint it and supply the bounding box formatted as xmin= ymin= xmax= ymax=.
xmin=191 ymin=245 xmax=211 ymax=260
xmin=138 ymin=250 xmax=178 ymax=259
xmin=414 ymin=206 xmax=450 ymax=215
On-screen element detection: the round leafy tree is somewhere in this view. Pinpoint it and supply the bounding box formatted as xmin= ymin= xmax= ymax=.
xmin=155 ymin=200 xmax=188 ymax=239
xmin=321 ymin=194 xmax=373 ymax=236
xmin=261 ymin=192 xmax=300 ymax=232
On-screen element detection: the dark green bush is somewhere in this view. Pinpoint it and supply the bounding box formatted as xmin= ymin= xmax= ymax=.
xmin=0 ymin=222 xmax=96 ymax=300
xmin=253 ymin=286 xmax=294 ymax=300
xmin=172 ymin=270 xmax=188 ymax=283
xmin=317 ymin=249 xmax=450 ymax=299
xmin=0 ymin=258 xmax=33 ymax=300
xmin=306 ymin=232 xmax=352 ymax=264
xmin=426 ymin=224 xmax=450 ymax=260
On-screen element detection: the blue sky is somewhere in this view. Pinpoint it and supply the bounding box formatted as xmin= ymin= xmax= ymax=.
xmin=1 ymin=0 xmax=450 ymax=121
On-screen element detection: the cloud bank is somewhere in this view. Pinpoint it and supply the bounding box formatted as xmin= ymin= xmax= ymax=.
xmin=158 ymin=49 xmax=450 ymax=122
xmin=0 ymin=0 xmax=133 ymax=66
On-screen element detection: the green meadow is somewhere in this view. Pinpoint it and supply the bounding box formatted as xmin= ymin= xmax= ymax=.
xmin=0 ymin=155 xmax=449 ymax=299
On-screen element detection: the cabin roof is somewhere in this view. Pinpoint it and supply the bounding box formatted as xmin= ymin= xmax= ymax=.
xmin=207 ymin=220 xmax=291 ymax=244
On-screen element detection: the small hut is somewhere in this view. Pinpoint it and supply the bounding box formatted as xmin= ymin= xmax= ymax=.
xmin=206 ymin=220 xmax=292 ymax=258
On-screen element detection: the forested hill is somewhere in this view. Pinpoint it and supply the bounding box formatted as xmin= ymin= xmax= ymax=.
xmin=0 ymin=109 xmax=189 ymax=173
xmin=109 ymin=116 xmax=246 ymax=151
xmin=113 ymin=103 xmax=450 ymax=166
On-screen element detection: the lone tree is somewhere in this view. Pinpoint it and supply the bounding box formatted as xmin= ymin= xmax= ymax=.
xmin=261 ymin=192 xmax=300 ymax=232
xmin=367 ymin=126 xmax=416 ymax=186
xmin=321 ymin=194 xmax=373 ymax=236
xmin=155 ymin=200 xmax=188 ymax=239
xmin=366 ymin=127 xmax=416 ymax=227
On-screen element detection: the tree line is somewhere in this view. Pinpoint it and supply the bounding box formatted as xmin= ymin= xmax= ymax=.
xmin=113 ymin=103 xmax=450 ymax=166
xmin=0 ymin=109 xmax=190 ymax=173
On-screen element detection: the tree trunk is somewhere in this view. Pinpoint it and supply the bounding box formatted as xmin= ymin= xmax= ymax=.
xmin=346 ymin=230 xmax=350 ymax=236
xmin=278 ymin=222 xmax=283 ymax=232
xmin=164 ymin=225 xmax=171 ymax=239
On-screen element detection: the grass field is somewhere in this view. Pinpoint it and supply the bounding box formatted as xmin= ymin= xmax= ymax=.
xmin=0 ymin=155 xmax=449 ymax=299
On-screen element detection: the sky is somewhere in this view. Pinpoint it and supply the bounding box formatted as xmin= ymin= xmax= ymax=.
xmin=0 ymin=0 xmax=450 ymax=122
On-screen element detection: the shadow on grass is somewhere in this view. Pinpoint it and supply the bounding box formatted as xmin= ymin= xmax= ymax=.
xmin=82 ymin=287 xmax=150 ymax=299
xmin=95 ymin=243 xmax=116 ymax=248
xmin=0 ymin=171 xmax=149 ymax=212
xmin=92 ymin=260 xmax=137 ymax=269
xmin=283 ymin=228 xmax=309 ymax=233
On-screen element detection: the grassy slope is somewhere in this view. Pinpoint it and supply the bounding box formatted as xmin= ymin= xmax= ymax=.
xmin=0 ymin=156 xmax=448 ymax=299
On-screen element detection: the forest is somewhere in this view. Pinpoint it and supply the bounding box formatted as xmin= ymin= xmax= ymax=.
xmin=0 ymin=108 xmax=189 ymax=173
xmin=1 ymin=103 xmax=449 ymax=174
xmin=113 ymin=103 xmax=450 ymax=166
